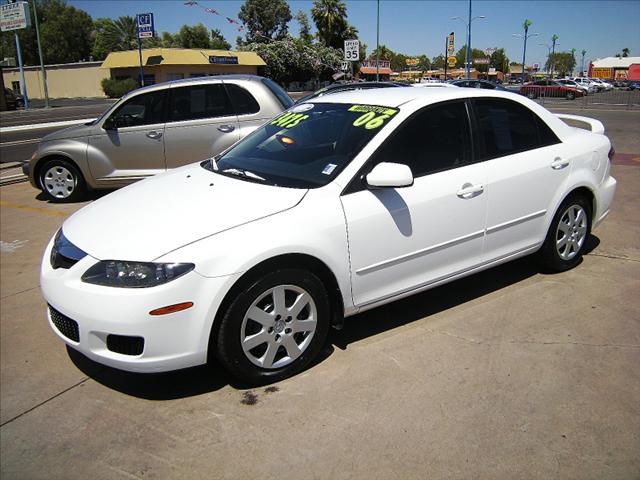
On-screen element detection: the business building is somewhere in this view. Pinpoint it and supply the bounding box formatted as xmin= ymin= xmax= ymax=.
xmin=589 ymin=57 xmax=640 ymax=81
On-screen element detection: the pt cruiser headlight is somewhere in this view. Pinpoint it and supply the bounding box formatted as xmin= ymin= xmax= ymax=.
xmin=81 ymin=261 xmax=195 ymax=288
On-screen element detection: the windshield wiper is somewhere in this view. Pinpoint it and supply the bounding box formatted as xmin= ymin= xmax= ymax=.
xmin=221 ymin=168 xmax=266 ymax=182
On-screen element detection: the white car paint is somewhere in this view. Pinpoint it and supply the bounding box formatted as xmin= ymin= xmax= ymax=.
xmin=41 ymin=87 xmax=617 ymax=374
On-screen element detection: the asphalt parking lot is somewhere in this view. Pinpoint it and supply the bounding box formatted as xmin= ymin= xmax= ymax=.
xmin=1 ymin=108 xmax=639 ymax=479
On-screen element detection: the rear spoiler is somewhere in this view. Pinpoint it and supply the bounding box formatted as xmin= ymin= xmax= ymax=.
xmin=555 ymin=113 xmax=605 ymax=135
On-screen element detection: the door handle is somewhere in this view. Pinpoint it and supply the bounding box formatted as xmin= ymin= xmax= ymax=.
xmin=217 ymin=124 xmax=236 ymax=133
xmin=551 ymin=157 xmax=569 ymax=170
xmin=456 ymin=183 xmax=484 ymax=199
xmin=146 ymin=130 xmax=163 ymax=139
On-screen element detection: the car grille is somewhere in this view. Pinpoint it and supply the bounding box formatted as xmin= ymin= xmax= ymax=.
xmin=49 ymin=305 xmax=79 ymax=342
xmin=107 ymin=335 xmax=144 ymax=356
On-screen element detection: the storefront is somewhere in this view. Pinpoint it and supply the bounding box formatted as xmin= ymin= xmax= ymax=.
xmin=102 ymin=48 xmax=266 ymax=85
xmin=359 ymin=59 xmax=393 ymax=81
xmin=589 ymin=57 xmax=640 ymax=81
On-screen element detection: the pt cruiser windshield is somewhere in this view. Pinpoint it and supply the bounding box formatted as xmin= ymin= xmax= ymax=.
xmin=206 ymin=102 xmax=399 ymax=188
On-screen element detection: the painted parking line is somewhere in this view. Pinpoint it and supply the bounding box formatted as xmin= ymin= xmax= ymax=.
xmin=0 ymin=200 xmax=68 ymax=218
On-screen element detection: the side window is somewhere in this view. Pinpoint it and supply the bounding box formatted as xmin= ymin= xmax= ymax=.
xmin=473 ymin=98 xmax=556 ymax=159
xmin=370 ymin=101 xmax=471 ymax=178
xmin=225 ymin=83 xmax=260 ymax=115
xmin=109 ymin=90 xmax=166 ymax=128
xmin=169 ymin=84 xmax=233 ymax=122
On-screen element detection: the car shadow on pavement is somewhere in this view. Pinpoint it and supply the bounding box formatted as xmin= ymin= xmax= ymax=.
xmin=67 ymin=235 xmax=600 ymax=399
xmin=329 ymin=235 xmax=600 ymax=350
xmin=36 ymin=188 xmax=116 ymax=203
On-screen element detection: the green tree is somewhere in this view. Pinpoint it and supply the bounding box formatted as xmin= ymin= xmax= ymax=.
xmin=311 ymin=0 xmax=349 ymax=49
xmin=210 ymin=29 xmax=231 ymax=50
xmin=545 ymin=51 xmax=576 ymax=77
xmin=370 ymin=44 xmax=394 ymax=61
xmin=455 ymin=46 xmax=487 ymax=71
xmin=488 ymin=48 xmax=509 ymax=72
xmin=431 ymin=54 xmax=445 ymax=69
xmin=296 ymin=10 xmax=314 ymax=45
xmin=91 ymin=16 xmax=137 ymax=60
xmin=622 ymin=47 xmax=630 ymax=57
xmin=416 ymin=55 xmax=431 ymax=71
xmin=161 ymin=31 xmax=180 ymax=48
xmin=177 ymin=23 xmax=210 ymax=49
xmin=1 ymin=0 xmax=93 ymax=65
xmin=238 ymin=0 xmax=292 ymax=43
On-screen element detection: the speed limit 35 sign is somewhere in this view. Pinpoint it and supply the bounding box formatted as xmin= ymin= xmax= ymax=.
xmin=344 ymin=39 xmax=360 ymax=62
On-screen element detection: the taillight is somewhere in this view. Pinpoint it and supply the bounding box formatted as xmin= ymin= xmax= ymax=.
xmin=608 ymin=145 xmax=615 ymax=162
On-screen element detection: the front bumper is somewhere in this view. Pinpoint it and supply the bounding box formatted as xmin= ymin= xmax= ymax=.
xmin=41 ymin=237 xmax=241 ymax=373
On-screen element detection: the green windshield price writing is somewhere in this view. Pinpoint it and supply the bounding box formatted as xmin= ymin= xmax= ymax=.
xmin=349 ymin=105 xmax=398 ymax=130
xmin=271 ymin=112 xmax=310 ymax=129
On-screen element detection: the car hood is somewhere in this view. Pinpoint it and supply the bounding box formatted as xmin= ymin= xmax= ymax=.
xmin=42 ymin=122 xmax=96 ymax=142
xmin=62 ymin=163 xmax=308 ymax=261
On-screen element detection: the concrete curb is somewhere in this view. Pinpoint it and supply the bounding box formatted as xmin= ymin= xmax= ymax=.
xmin=0 ymin=118 xmax=96 ymax=134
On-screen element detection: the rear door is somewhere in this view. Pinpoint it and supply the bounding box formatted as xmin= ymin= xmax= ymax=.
xmin=224 ymin=82 xmax=274 ymax=141
xmin=472 ymin=97 xmax=569 ymax=261
xmin=163 ymin=82 xmax=240 ymax=169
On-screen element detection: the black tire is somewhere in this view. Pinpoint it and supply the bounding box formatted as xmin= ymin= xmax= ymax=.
xmin=39 ymin=158 xmax=86 ymax=202
xmin=215 ymin=268 xmax=330 ymax=385
xmin=566 ymin=91 xmax=576 ymax=100
xmin=537 ymin=195 xmax=592 ymax=272
xmin=526 ymin=90 xmax=537 ymax=99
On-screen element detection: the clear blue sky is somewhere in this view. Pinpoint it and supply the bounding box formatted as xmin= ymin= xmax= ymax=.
xmin=69 ymin=0 xmax=640 ymax=66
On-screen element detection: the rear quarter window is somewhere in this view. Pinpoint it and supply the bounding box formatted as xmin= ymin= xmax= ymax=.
xmin=261 ymin=78 xmax=294 ymax=109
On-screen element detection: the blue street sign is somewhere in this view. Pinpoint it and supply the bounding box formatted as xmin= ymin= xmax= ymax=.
xmin=136 ymin=13 xmax=154 ymax=39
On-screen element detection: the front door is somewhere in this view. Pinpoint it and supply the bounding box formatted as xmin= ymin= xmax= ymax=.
xmin=88 ymin=89 xmax=167 ymax=184
xmin=341 ymin=100 xmax=488 ymax=307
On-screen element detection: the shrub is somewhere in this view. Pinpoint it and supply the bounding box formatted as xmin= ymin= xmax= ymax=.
xmin=101 ymin=78 xmax=138 ymax=98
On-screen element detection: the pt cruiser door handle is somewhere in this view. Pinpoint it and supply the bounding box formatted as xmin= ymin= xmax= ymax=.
xmin=217 ymin=124 xmax=236 ymax=133
xmin=146 ymin=131 xmax=163 ymax=139
xmin=551 ymin=157 xmax=570 ymax=170
xmin=456 ymin=183 xmax=484 ymax=199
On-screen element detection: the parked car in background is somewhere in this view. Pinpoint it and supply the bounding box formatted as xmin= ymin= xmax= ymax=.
xmin=296 ymin=81 xmax=409 ymax=103
xmin=588 ymin=78 xmax=613 ymax=91
xmin=42 ymin=87 xmax=616 ymax=384
xmin=25 ymin=75 xmax=293 ymax=202
xmin=3 ymin=88 xmax=24 ymax=110
xmin=450 ymin=79 xmax=508 ymax=91
xmin=567 ymin=77 xmax=599 ymax=94
xmin=557 ymin=79 xmax=590 ymax=95
xmin=520 ymin=79 xmax=584 ymax=99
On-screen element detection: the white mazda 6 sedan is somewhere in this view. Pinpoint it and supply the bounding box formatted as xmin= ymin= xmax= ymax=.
xmin=42 ymin=87 xmax=617 ymax=384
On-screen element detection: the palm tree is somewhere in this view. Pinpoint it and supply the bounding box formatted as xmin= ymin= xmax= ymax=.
xmin=311 ymin=0 xmax=348 ymax=49
xmin=622 ymin=47 xmax=630 ymax=57
xmin=570 ymin=48 xmax=576 ymax=76
xmin=104 ymin=16 xmax=138 ymax=51
xmin=581 ymin=49 xmax=587 ymax=76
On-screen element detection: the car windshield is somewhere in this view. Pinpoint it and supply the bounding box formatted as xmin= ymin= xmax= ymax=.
xmin=205 ymin=102 xmax=399 ymax=189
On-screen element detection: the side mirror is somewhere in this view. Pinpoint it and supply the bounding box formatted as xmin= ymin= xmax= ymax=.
xmin=366 ymin=162 xmax=414 ymax=188
xmin=103 ymin=116 xmax=117 ymax=130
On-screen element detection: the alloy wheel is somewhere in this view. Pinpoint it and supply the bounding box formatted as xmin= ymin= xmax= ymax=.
xmin=240 ymin=284 xmax=317 ymax=369
xmin=555 ymin=204 xmax=588 ymax=260
xmin=43 ymin=165 xmax=76 ymax=199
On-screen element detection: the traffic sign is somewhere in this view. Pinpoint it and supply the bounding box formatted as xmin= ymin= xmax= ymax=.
xmin=137 ymin=12 xmax=154 ymax=39
xmin=341 ymin=61 xmax=349 ymax=71
xmin=0 ymin=2 xmax=30 ymax=32
xmin=344 ymin=39 xmax=360 ymax=61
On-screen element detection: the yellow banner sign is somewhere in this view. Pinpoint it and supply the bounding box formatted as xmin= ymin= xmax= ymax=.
xmin=405 ymin=58 xmax=418 ymax=66
xmin=591 ymin=67 xmax=612 ymax=79
xmin=448 ymin=33 xmax=455 ymax=55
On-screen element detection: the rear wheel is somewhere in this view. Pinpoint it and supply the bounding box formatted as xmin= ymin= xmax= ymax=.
xmin=39 ymin=158 xmax=86 ymax=202
xmin=215 ymin=268 xmax=330 ymax=384
xmin=526 ymin=90 xmax=537 ymax=99
xmin=537 ymin=195 xmax=592 ymax=272
xmin=566 ymin=91 xmax=576 ymax=100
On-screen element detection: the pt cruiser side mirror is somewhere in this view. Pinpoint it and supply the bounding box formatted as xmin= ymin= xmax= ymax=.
xmin=366 ymin=162 xmax=414 ymax=188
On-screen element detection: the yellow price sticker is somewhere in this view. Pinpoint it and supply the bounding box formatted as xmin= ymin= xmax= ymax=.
xmin=270 ymin=112 xmax=310 ymax=128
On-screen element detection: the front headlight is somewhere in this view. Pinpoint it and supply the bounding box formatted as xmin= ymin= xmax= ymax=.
xmin=81 ymin=261 xmax=195 ymax=288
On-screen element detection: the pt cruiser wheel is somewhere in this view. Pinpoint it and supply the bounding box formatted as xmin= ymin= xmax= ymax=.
xmin=538 ymin=195 xmax=592 ymax=272
xmin=215 ymin=269 xmax=330 ymax=384
xmin=40 ymin=159 xmax=85 ymax=202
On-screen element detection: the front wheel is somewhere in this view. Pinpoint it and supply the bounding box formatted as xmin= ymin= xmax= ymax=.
xmin=215 ymin=268 xmax=330 ymax=384
xmin=526 ymin=90 xmax=537 ymax=99
xmin=566 ymin=91 xmax=576 ymax=100
xmin=39 ymin=158 xmax=86 ymax=202
xmin=537 ymin=195 xmax=592 ymax=272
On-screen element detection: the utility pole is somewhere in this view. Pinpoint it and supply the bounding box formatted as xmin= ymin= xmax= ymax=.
xmin=444 ymin=34 xmax=448 ymax=80
xmin=32 ymin=0 xmax=49 ymax=107
xmin=375 ymin=0 xmax=380 ymax=81
xmin=452 ymin=4 xmax=484 ymax=80
xmin=581 ymin=49 xmax=587 ymax=77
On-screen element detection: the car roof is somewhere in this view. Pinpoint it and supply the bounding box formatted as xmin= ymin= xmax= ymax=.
xmin=300 ymin=85 xmax=512 ymax=108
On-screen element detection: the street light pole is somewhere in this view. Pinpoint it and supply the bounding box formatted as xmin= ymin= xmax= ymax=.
xmin=32 ymin=0 xmax=49 ymax=108
xmin=451 ymin=8 xmax=485 ymax=80
xmin=550 ymin=34 xmax=559 ymax=78
xmin=513 ymin=19 xmax=538 ymax=84
xmin=376 ymin=0 xmax=379 ymax=81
